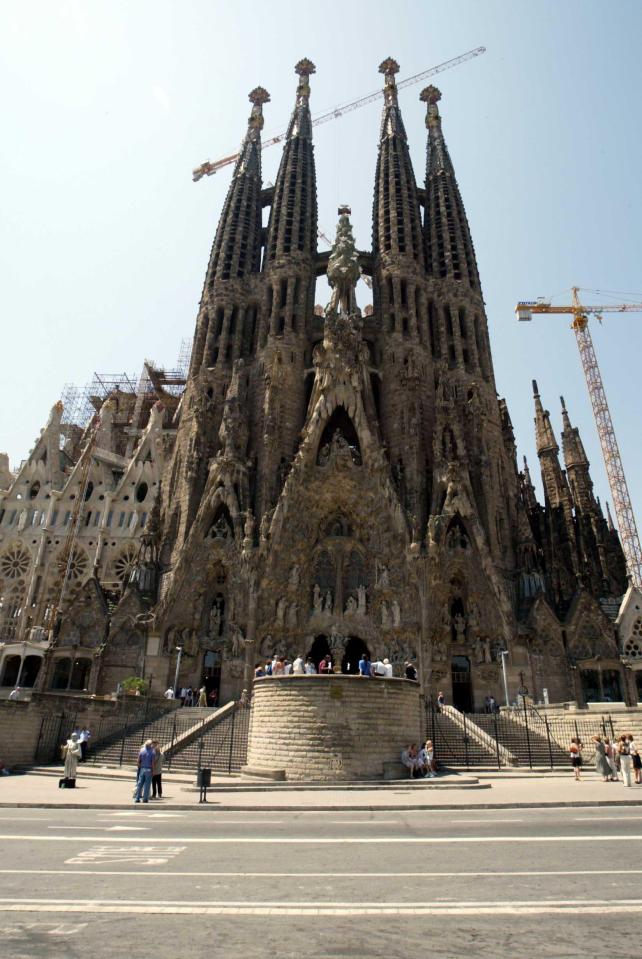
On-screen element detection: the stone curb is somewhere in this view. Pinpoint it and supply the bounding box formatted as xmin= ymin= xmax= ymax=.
xmin=2 ymin=799 xmax=642 ymax=811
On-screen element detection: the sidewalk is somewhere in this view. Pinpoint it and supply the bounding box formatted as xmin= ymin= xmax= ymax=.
xmin=2 ymin=765 xmax=642 ymax=810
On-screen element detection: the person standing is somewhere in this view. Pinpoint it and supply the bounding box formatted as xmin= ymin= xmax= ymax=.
xmin=630 ymin=736 xmax=642 ymax=784
xmin=358 ymin=653 xmax=372 ymax=677
xmin=304 ymin=657 xmax=316 ymax=674
xmin=78 ymin=726 xmax=91 ymax=762
xmin=619 ymin=735 xmax=634 ymax=787
xmin=604 ymin=738 xmax=618 ymax=781
xmin=292 ymin=654 xmax=304 ymax=675
xmin=593 ymin=736 xmax=611 ymax=782
xmin=164 ymin=687 xmax=175 ymax=700
xmin=62 ymin=732 xmax=82 ymax=788
xmin=318 ymin=654 xmax=332 ymax=674
xmin=134 ymin=740 xmax=155 ymax=803
xmin=405 ymin=662 xmax=417 ymax=682
xmin=569 ymin=737 xmax=583 ymax=781
xmin=151 ymin=740 xmax=164 ymax=800
xmin=198 ymin=685 xmax=207 ymax=707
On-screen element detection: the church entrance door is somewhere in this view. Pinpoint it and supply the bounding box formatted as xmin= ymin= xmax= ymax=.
xmin=342 ymin=636 xmax=369 ymax=675
xmin=451 ymin=655 xmax=473 ymax=712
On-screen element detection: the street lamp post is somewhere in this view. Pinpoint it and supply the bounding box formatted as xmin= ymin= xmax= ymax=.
xmin=173 ymin=645 xmax=184 ymax=697
xmin=499 ymin=649 xmax=510 ymax=708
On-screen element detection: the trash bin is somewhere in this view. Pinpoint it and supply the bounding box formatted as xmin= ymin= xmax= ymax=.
xmin=197 ymin=768 xmax=211 ymax=787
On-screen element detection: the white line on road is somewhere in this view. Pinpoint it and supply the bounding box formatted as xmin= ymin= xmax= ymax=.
xmin=3 ymin=834 xmax=642 ymax=844
xmin=2 ymin=868 xmax=642 ymax=879
xmin=3 ymin=897 xmax=642 ymax=916
xmin=329 ymin=820 xmax=399 ymax=825
xmin=48 ymin=826 xmax=149 ymax=832
xmin=574 ymin=816 xmax=642 ymax=821
xmin=454 ymin=819 xmax=523 ymax=824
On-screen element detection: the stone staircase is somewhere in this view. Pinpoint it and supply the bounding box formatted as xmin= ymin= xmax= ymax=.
xmin=429 ymin=709 xmax=503 ymax=767
xmin=91 ymin=707 xmax=220 ymax=766
xmin=472 ymin=713 xmax=568 ymax=767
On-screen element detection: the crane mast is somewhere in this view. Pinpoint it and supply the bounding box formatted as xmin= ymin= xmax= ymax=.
xmin=516 ymin=287 xmax=642 ymax=588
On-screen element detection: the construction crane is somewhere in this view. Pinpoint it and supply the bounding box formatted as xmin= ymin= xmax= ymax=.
xmin=192 ymin=46 xmax=486 ymax=181
xmin=516 ymin=287 xmax=642 ymax=588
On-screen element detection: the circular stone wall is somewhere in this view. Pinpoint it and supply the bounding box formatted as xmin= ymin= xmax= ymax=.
xmin=245 ymin=675 xmax=422 ymax=782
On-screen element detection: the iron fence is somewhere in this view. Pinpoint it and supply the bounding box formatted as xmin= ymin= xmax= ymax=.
xmin=428 ymin=702 xmax=615 ymax=770
xmin=33 ymin=709 xmax=78 ymax=764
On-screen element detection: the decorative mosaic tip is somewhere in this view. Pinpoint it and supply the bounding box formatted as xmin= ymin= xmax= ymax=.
xmin=295 ymin=58 xmax=316 ymax=76
xmin=379 ymin=57 xmax=400 ymax=76
xmin=532 ymin=379 xmax=540 ymax=396
xmin=560 ymin=395 xmax=567 ymax=411
xmin=420 ymin=85 xmax=441 ymax=105
xmin=338 ymin=204 xmax=351 ymax=216
xmin=248 ymin=86 xmax=270 ymax=106
xmin=53 ymin=400 xmax=64 ymax=414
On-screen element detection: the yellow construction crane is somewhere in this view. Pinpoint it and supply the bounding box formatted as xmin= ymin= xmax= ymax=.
xmin=192 ymin=46 xmax=486 ymax=181
xmin=516 ymin=287 xmax=642 ymax=588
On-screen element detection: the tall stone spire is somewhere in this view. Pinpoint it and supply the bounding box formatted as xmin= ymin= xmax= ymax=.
xmin=206 ymin=86 xmax=269 ymax=285
xmin=372 ymin=58 xmax=423 ymax=262
xmin=533 ymin=380 xmax=560 ymax=455
xmin=264 ymin=59 xmax=317 ymax=265
xmin=421 ymin=85 xmax=480 ymax=290
xmin=560 ymin=396 xmax=597 ymax=516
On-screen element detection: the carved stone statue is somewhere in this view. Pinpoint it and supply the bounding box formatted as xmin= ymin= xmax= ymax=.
xmin=357 ymin=584 xmax=367 ymax=617
xmin=381 ymin=601 xmax=390 ymax=628
xmin=378 ymin=565 xmax=390 ymax=588
xmin=276 ymin=596 xmax=287 ymax=626
xmin=313 ymin=583 xmax=323 ymax=615
xmin=329 ymin=624 xmax=346 ymax=654
xmin=453 ymin=613 xmax=466 ymax=642
xmin=345 ymin=595 xmax=357 ymax=616
xmin=391 ymin=599 xmax=401 ymax=627
xmin=324 ymin=589 xmax=333 ymax=615
xmin=289 ymin=565 xmax=300 ymax=588
xmin=287 ymin=603 xmax=298 ymax=627
xmin=243 ymin=510 xmax=255 ymax=544
xmin=326 ymin=209 xmax=361 ymax=316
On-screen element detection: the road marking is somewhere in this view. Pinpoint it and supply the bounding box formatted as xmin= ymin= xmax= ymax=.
xmin=0 ymin=817 xmax=52 ymax=822
xmin=455 ymin=819 xmax=523 ymax=824
xmin=0 ymin=921 xmax=87 ymax=936
xmin=3 ymin=897 xmax=642 ymax=916
xmin=2 ymin=868 xmax=642 ymax=879
xmin=3 ymin=833 xmax=642 ymax=845
xmin=575 ymin=816 xmax=642 ymax=821
xmin=63 ymin=845 xmax=185 ymax=866
xmin=48 ymin=825 xmax=149 ymax=832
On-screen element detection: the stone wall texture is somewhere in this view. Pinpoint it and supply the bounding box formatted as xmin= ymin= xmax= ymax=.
xmin=246 ymin=675 xmax=422 ymax=781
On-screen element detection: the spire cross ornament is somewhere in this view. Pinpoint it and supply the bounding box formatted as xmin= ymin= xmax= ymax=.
xmin=247 ymin=86 xmax=270 ymax=133
xmin=379 ymin=57 xmax=400 ymax=106
xmin=420 ymin=84 xmax=442 ymax=128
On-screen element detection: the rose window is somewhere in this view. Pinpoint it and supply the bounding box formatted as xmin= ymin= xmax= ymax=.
xmin=57 ymin=547 xmax=89 ymax=582
xmin=113 ymin=546 xmax=139 ymax=583
xmin=0 ymin=544 xmax=31 ymax=581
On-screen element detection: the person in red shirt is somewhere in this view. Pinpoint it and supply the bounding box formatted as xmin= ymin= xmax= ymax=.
xmin=318 ymin=654 xmax=332 ymax=674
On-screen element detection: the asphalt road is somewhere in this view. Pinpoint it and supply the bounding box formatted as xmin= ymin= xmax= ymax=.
xmin=1 ymin=806 xmax=642 ymax=957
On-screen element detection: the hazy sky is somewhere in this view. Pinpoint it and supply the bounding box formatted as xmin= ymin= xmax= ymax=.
xmin=1 ymin=0 xmax=641 ymax=526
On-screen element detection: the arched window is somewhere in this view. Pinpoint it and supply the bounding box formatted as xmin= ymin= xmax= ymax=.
xmin=69 ymin=658 xmax=92 ymax=690
xmin=135 ymin=482 xmax=148 ymax=503
xmin=207 ymin=504 xmax=234 ymax=541
xmin=51 ymin=657 xmax=71 ymax=690
xmin=317 ymin=407 xmax=362 ymax=466
xmin=0 ymin=655 xmax=21 ymax=687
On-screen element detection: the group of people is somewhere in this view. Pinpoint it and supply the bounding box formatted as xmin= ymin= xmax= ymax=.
xmin=134 ymin=739 xmax=164 ymax=803
xmin=587 ymin=734 xmax=642 ymax=787
xmin=166 ymin=685 xmax=218 ymax=707
xmin=255 ymin=652 xmax=418 ymax=680
xmin=401 ymin=742 xmax=437 ymax=778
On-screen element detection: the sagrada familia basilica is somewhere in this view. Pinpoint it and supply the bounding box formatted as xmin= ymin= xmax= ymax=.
xmin=1 ymin=58 xmax=641 ymax=711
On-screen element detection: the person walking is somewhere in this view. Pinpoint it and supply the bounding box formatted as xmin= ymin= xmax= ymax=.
xmin=592 ymin=736 xmax=611 ymax=782
xmin=151 ymin=740 xmax=164 ymax=800
xmin=569 ymin=737 xmax=583 ymax=781
xmin=630 ymin=736 xmax=642 ymax=784
xmin=134 ymin=740 xmax=155 ymax=803
xmin=618 ymin=735 xmax=634 ymax=787
xmin=61 ymin=732 xmax=82 ymax=788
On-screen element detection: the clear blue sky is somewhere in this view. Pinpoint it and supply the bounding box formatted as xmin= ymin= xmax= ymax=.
xmin=1 ymin=0 xmax=641 ymax=524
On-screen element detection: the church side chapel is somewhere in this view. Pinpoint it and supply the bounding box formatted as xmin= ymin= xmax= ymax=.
xmin=0 ymin=58 xmax=634 ymax=713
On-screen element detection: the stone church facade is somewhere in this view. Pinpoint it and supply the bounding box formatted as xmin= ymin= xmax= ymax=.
xmin=0 ymin=58 xmax=637 ymax=710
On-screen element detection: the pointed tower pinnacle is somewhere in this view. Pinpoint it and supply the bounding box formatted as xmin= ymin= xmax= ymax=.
xmin=532 ymin=380 xmax=559 ymax=454
xmin=560 ymin=395 xmax=589 ymax=470
xmin=204 ymin=85 xmax=269 ymax=287
xmin=421 ymin=84 xmax=480 ymax=289
xmin=372 ymin=58 xmax=423 ymax=261
xmin=521 ymin=455 xmax=539 ymax=511
xmin=606 ymin=500 xmax=616 ymax=532
xmin=265 ymin=59 xmax=317 ymax=264
xmin=326 ymin=206 xmax=360 ymax=316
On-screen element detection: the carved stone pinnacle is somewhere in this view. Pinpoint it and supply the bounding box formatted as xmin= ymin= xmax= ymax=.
xmin=295 ymin=58 xmax=316 ymax=76
xmin=420 ymin=85 xmax=441 ymax=105
xmin=379 ymin=57 xmax=400 ymax=77
xmin=248 ymin=86 xmax=270 ymax=106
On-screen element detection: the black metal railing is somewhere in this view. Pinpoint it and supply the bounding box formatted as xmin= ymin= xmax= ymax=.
xmin=428 ymin=703 xmax=614 ymax=770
